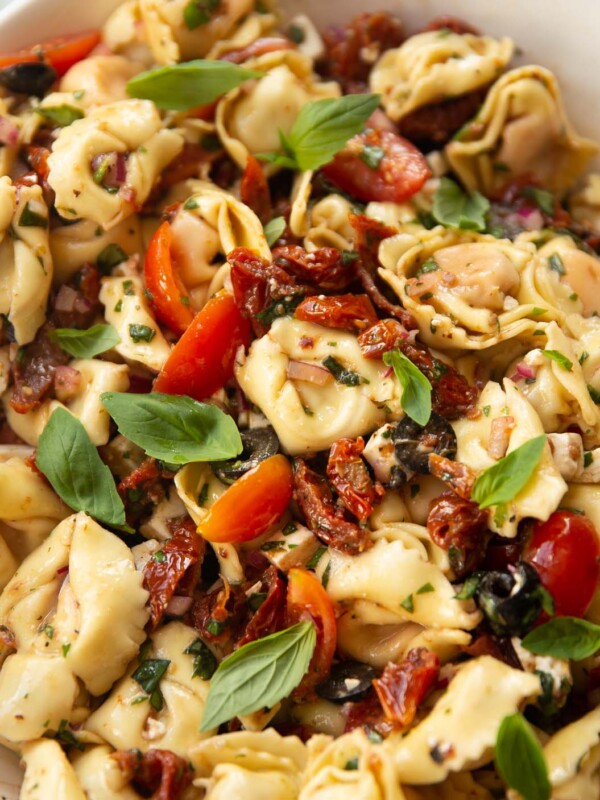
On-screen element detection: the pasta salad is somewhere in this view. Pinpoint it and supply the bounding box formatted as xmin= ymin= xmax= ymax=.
xmin=0 ymin=3 xmax=599 ymax=799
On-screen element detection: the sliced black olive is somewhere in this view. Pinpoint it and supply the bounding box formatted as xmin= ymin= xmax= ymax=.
xmin=477 ymin=562 xmax=547 ymax=637
xmin=392 ymin=412 xmax=457 ymax=474
xmin=212 ymin=426 xmax=279 ymax=485
xmin=316 ymin=661 xmax=377 ymax=703
xmin=0 ymin=62 xmax=57 ymax=97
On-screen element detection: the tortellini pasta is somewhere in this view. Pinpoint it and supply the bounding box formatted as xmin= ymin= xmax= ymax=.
xmin=446 ymin=66 xmax=597 ymax=194
xmin=379 ymin=226 xmax=538 ymax=350
xmin=389 ymin=656 xmax=540 ymax=784
xmin=85 ymin=621 xmax=214 ymax=757
xmin=0 ymin=178 xmax=52 ymax=345
xmin=6 ymin=358 xmax=130 ymax=446
xmin=370 ymin=30 xmax=514 ymax=122
xmin=453 ymin=379 xmax=567 ymax=536
xmin=72 ymin=746 xmax=141 ymax=800
xmin=47 ymin=100 xmax=183 ymax=229
xmin=59 ymin=55 xmax=145 ymax=108
xmin=20 ymin=739 xmax=87 ymax=800
xmin=216 ymin=50 xmax=339 ymax=169
xmin=100 ymin=275 xmax=171 ymax=372
xmin=236 ymin=317 xmax=405 ymax=455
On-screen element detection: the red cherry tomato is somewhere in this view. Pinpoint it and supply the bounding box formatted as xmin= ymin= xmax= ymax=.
xmin=0 ymin=31 xmax=101 ymax=76
xmin=144 ymin=221 xmax=194 ymax=335
xmin=286 ymin=567 xmax=337 ymax=688
xmin=321 ymin=129 xmax=431 ymax=204
xmin=523 ymin=510 xmax=600 ymax=618
xmin=197 ymin=455 xmax=293 ymax=543
xmin=154 ymin=290 xmax=251 ymax=401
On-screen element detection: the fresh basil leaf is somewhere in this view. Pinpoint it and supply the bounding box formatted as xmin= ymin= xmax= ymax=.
xmin=543 ymin=349 xmax=573 ymax=371
xmin=36 ymin=104 xmax=84 ymax=127
xmin=127 ymin=60 xmax=262 ymax=111
xmin=263 ymin=216 xmax=286 ymax=247
xmin=383 ymin=349 xmax=432 ymax=426
xmin=259 ymin=94 xmax=380 ymax=172
xmin=547 ymin=253 xmax=565 ymax=275
xmin=522 ymin=616 xmax=600 ymax=660
xmin=132 ymin=657 xmax=170 ymax=711
xmin=432 ymin=177 xmax=490 ymax=232
xmin=495 ymin=713 xmax=550 ymax=800
xmin=101 ymin=392 xmax=243 ymax=465
xmin=51 ymin=323 xmax=120 ymax=359
xmin=35 ymin=407 xmax=126 ymax=527
xmin=200 ymin=621 xmax=316 ymax=731
xmin=471 ymin=435 xmax=547 ymax=509
xmin=183 ymin=0 xmax=219 ymax=29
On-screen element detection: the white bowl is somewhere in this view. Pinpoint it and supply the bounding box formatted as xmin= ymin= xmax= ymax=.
xmin=0 ymin=0 xmax=598 ymax=794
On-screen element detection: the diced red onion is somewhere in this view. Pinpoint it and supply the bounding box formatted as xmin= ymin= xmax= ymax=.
xmin=91 ymin=152 xmax=128 ymax=189
xmin=515 ymin=362 xmax=536 ymax=380
xmin=54 ymin=285 xmax=78 ymax=313
xmin=383 ymin=366 xmax=393 ymax=378
xmin=0 ymin=116 xmax=19 ymax=147
xmin=286 ymin=359 xmax=332 ymax=385
xmin=165 ymin=595 xmax=193 ymax=616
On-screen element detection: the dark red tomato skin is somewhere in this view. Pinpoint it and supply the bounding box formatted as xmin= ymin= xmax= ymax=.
xmin=321 ymin=129 xmax=430 ymax=203
xmin=523 ymin=510 xmax=600 ymax=618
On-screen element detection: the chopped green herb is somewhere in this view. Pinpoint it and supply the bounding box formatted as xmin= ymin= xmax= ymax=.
xmin=531 ymin=307 xmax=547 ymax=317
xmin=183 ymin=0 xmax=219 ymax=30
xmin=344 ymin=757 xmax=359 ymax=771
xmin=184 ymin=638 xmax=218 ymax=679
xmin=19 ymin=201 xmax=48 ymax=228
xmin=152 ymin=550 xmax=166 ymax=563
xmin=522 ymin=186 xmax=554 ymax=216
xmin=282 ymin=522 xmax=298 ymax=535
xmin=184 ymin=197 xmax=199 ymax=210
xmin=341 ymin=250 xmax=359 ymax=266
xmin=579 ymin=351 xmax=589 ymax=365
xmin=543 ymin=349 xmax=573 ymax=371
xmin=287 ymin=24 xmax=305 ymax=43
xmin=132 ymin=657 xmax=170 ymax=711
xmin=584 ymin=451 xmax=593 ymax=468
xmin=416 ymin=582 xmax=434 ymax=595
xmin=454 ymin=572 xmax=483 ymax=600
xmin=129 ymin=324 xmax=156 ymax=343
xmin=114 ymin=299 xmax=123 ymax=312
xmin=55 ymin=719 xmax=84 ymax=751
xmin=482 ymin=405 xmax=491 ymax=417
xmin=400 ymin=593 xmax=414 ymax=613
xmin=415 ymin=258 xmax=439 ymax=276
xmin=248 ymin=592 xmax=267 ymax=611
xmin=307 ymin=546 xmax=327 ymax=570
xmin=589 ymin=385 xmax=600 ymax=405
xmin=260 ymin=541 xmax=282 ymax=551
xmin=97 ymin=243 xmax=128 ymax=273
xmin=322 ymin=355 xmax=364 ymax=386
xmin=62 ymin=643 xmax=71 ymax=657
xmin=359 ymin=144 xmax=385 ymax=170
xmin=36 ymin=104 xmax=83 ymax=127
xmin=207 ymin=618 xmax=224 ymax=636
xmin=198 ymin=482 xmax=209 ymax=505
xmin=548 ymin=253 xmax=565 ymax=275
xmin=43 ymin=624 xmax=54 ymax=639
xmin=322 ymin=560 xmax=332 ymax=589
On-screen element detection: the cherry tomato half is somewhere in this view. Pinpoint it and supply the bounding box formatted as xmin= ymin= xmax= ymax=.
xmin=154 ymin=290 xmax=251 ymax=401
xmin=321 ymin=129 xmax=431 ymax=204
xmin=197 ymin=454 xmax=293 ymax=543
xmin=523 ymin=510 xmax=600 ymax=618
xmin=286 ymin=567 xmax=337 ymax=688
xmin=0 ymin=31 xmax=101 ymax=76
xmin=144 ymin=221 xmax=194 ymax=335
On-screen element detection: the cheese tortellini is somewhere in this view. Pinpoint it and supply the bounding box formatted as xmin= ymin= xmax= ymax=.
xmin=47 ymin=100 xmax=183 ymax=229
xmin=446 ymin=66 xmax=598 ymax=195
xmin=370 ymin=30 xmax=514 ymax=122
xmin=236 ymin=317 xmax=405 ymax=455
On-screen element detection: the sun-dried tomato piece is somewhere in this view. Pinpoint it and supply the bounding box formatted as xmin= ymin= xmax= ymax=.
xmin=401 ymin=341 xmax=478 ymax=420
xmin=428 ymin=454 xmax=477 ymax=500
xmin=293 ymin=458 xmax=372 ymax=554
xmin=464 ymin=632 xmax=521 ymax=669
xmin=349 ymin=214 xmax=417 ymax=329
xmin=222 ymin=36 xmax=295 ymax=65
xmin=112 ymin=749 xmax=194 ymax=800
xmin=186 ymin=578 xmax=249 ymax=656
xmin=373 ymin=648 xmax=439 ymax=727
xmin=156 ymin=142 xmax=223 ymax=195
xmin=228 ymin=247 xmax=307 ymax=337
xmin=143 ymin=517 xmax=205 ymax=630
xmin=295 ymin=294 xmax=379 ymax=333
xmin=343 ymin=691 xmax=396 ymax=737
xmin=51 ymin=263 xmax=102 ymax=330
xmin=240 ymin=154 xmax=272 ymax=224
xmin=327 ymin=437 xmax=384 ymax=520
xmin=423 ymin=15 xmax=481 ymax=35
xmin=271 ymin=245 xmax=352 ymax=291
xmin=358 ymin=319 xmax=409 ymax=359
xmin=398 ymin=88 xmax=488 ymax=149
xmin=10 ymin=322 xmax=69 ymax=414
xmin=427 ymin=490 xmax=489 ymax=577
xmin=319 ymin=12 xmax=405 ymax=92
xmin=238 ymin=565 xmax=286 ymax=646
xmin=118 ymin=457 xmax=174 ymax=525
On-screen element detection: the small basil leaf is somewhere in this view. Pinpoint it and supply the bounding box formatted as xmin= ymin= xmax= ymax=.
xmin=97 ymin=243 xmax=128 ymax=274
xmin=471 ymin=435 xmax=547 ymax=509
xmin=432 ymin=177 xmax=490 ymax=232
xmin=522 ymin=616 xmax=600 ymax=660
xmin=35 ymin=407 xmax=126 ymax=527
xmin=543 ymin=349 xmax=573 ymax=371
xmin=200 ymin=621 xmax=316 ymax=731
xmin=101 ymin=392 xmax=243 ymax=465
xmin=183 ymin=0 xmax=219 ymax=29
xmin=259 ymin=94 xmax=380 ymax=172
xmin=322 ymin=355 xmax=364 ymax=387
xmin=19 ymin=201 xmax=48 ymax=228
xmin=495 ymin=713 xmax=550 ymax=800
xmin=263 ymin=216 xmax=286 ymax=247
xmin=184 ymin=638 xmax=218 ymax=679
xmin=522 ymin=186 xmax=554 ymax=216
xmin=36 ymin=104 xmax=84 ymax=127
xmin=126 ymin=60 xmax=262 ymax=111
xmin=50 ymin=323 xmax=120 ymax=359
xmin=383 ymin=349 xmax=432 ymax=426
